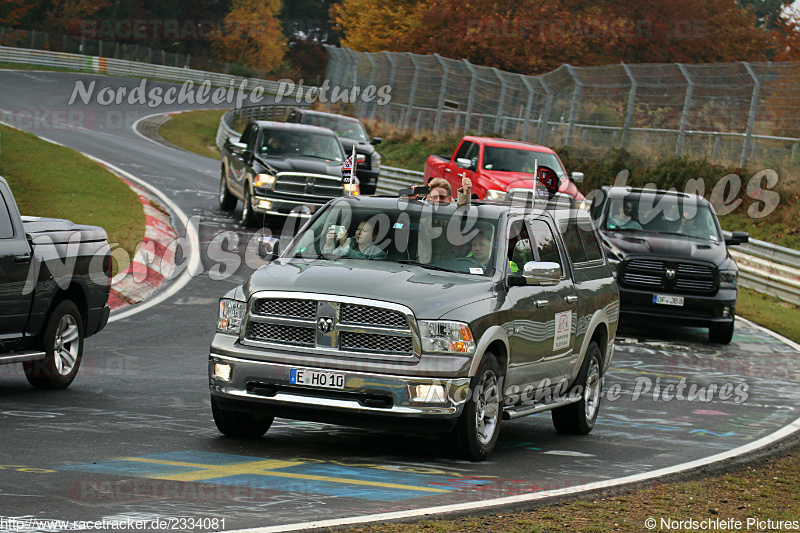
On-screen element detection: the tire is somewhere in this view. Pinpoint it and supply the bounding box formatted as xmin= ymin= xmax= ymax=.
xmin=219 ymin=168 xmax=237 ymax=211
xmin=709 ymin=320 xmax=734 ymax=344
xmin=450 ymin=353 xmax=502 ymax=461
xmin=211 ymin=396 xmax=273 ymax=438
xmin=552 ymin=341 xmax=602 ymax=435
xmin=241 ymin=187 xmax=256 ymax=227
xmin=23 ymin=300 xmax=84 ymax=390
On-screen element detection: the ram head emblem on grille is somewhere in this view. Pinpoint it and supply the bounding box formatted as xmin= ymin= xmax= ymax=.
xmin=317 ymin=317 xmax=334 ymax=333
xmin=666 ymin=269 xmax=676 ymax=280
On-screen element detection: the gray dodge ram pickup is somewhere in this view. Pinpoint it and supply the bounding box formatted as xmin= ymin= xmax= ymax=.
xmin=0 ymin=176 xmax=111 ymax=389
xmin=209 ymin=196 xmax=619 ymax=460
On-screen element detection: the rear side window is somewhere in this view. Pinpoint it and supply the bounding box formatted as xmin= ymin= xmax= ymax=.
xmin=507 ymin=220 xmax=533 ymax=271
xmin=579 ymin=226 xmax=603 ymax=261
xmin=0 ymin=192 xmax=14 ymax=239
xmin=455 ymin=141 xmax=476 ymax=160
xmin=530 ymin=219 xmax=563 ymax=267
xmin=562 ymin=222 xmax=588 ymax=264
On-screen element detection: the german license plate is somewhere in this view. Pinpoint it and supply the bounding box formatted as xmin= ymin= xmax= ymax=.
xmin=653 ymin=294 xmax=684 ymax=306
xmin=290 ymin=368 xmax=345 ymax=389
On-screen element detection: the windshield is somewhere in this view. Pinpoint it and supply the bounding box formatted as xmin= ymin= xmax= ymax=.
xmin=482 ymin=147 xmax=566 ymax=177
xmin=605 ymin=195 xmax=722 ymax=242
xmin=287 ymin=201 xmax=499 ymax=276
xmin=302 ymin=115 xmax=369 ymax=142
xmin=258 ymin=130 xmax=344 ymax=161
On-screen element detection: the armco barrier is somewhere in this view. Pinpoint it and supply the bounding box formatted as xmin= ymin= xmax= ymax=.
xmin=213 ymin=109 xmax=800 ymax=305
xmin=0 ymin=46 xmax=300 ymax=97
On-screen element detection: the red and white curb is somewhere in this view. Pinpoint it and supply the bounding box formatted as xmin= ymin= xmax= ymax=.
xmin=107 ymin=177 xmax=178 ymax=310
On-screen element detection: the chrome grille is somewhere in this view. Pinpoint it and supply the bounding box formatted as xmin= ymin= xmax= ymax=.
xmin=246 ymin=323 xmax=314 ymax=347
xmin=622 ymin=273 xmax=662 ymax=287
xmin=273 ymin=173 xmax=343 ymax=199
xmin=627 ymin=259 xmax=665 ymax=272
xmin=675 ymin=279 xmax=715 ymax=291
xmin=340 ymin=304 xmax=408 ymax=328
xmin=340 ymin=332 xmax=413 ymax=355
xmin=253 ymin=298 xmax=315 ymax=318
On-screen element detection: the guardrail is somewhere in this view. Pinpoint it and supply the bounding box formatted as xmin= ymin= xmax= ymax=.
xmin=0 ymin=46 xmax=296 ymax=95
xmin=213 ymin=108 xmax=799 ymax=306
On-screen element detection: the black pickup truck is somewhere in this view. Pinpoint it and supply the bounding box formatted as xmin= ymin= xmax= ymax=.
xmin=0 ymin=176 xmax=111 ymax=389
xmin=219 ymin=121 xmax=357 ymax=226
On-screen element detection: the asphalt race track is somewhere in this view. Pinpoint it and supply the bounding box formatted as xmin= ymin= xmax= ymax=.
xmin=1 ymin=71 xmax=799 ymax=532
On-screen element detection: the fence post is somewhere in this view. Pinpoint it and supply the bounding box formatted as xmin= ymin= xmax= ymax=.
xmin=565 ymin=65 xmax=582 ymax=147
xmin=741 ymin=62 xmax=761 ymax=169
xmin=538 ymin=77 xmax=553 ymax=145
xmin=493 ymin=68 xmax=508 ymax=135
xmin=463 ymin=59 xmax=479 ymax=133
xmin=30 ymin=30 xmax=35 ymax=49
xmin=520 ymin=76 xmax=535 ymax=142
xmin=346 ymin=48 xmax=359 ymax=88
xmin=404 ymin=54 xmax=421 ymax=131
xmin=384 ymin=51 xmax=397 ymax=123
xmin=433 ymin=53 xmax=449 ymax=134
xmin=363 ymin=52 xmax=377 ymax=118
xmin=621 ymin=63 xmax=637 ymax=149
xmin=676 ymin=64 xmax=694 ymax=157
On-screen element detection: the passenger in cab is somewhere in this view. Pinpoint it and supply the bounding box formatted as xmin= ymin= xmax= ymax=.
xmin=323 ymin=219 xmax=387 ymax=260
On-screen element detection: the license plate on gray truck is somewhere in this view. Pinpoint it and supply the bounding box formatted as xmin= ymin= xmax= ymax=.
xmin=290 ymin=368 xmax=345 ymax=389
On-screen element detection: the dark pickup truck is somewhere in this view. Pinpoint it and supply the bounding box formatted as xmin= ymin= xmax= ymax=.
xmin=219 ymin=120 xmax=358 ymax=226
xmin=0 ymin=176 xmax=111 ymax=389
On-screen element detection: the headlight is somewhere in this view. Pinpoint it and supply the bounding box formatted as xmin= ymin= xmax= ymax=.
xmin=372 ymin=152 xmax=381 ymax=170
xmin=343 ymin=181 xmax=360 ymax=195
xmin=254 ymin=173 xmax=276 ymax=190
xmin=578 ymin=199 xmax=591 ymax=211
xmin=418 ymin=320 xmax=475 ymax=354
xmin=484 ymin=189 xmax=507 ymax=201
xmin=217 ymin=299 xmax=246 ymax=334
xmin=720 ymin=270 xmax=737 ymax=289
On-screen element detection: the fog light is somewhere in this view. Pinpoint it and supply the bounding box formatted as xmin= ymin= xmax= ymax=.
xmin=257 ymin=199 xmax=272 ymax=210
xmin=213 ymin=363 xmax=232 ymax=382
xmin=722 ymin=306 xmax=730 ymax=318
xmin=412 ymin=384 xmax=447 ymax=403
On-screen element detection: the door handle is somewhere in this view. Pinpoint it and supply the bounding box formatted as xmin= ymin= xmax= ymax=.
xmin=565 ymin=295 xmax=578 ymax=304
xmin=14 ymin=253 xmax=32 ymax=263
xmin=535 ymin=300 xmax=549 ymax=308
xmin=444 ymin=168 xmax=451 ymax=172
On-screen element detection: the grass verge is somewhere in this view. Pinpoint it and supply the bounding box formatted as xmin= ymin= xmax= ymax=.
xmin=158 ymin=109 xmax=225 ymax=159
xmin=0 ymin=124 xmax=145 ymax=272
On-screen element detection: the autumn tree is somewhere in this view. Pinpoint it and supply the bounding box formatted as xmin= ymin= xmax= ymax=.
xmin=43 ymin=0 xmax=110 ymax=36
xmin=332 ymin=0 xmax=421 ymax=52
xmin=0 ymin=0 xmax=35 ymax=27
xmin=213 ymin=0 xmax=287 ymax=73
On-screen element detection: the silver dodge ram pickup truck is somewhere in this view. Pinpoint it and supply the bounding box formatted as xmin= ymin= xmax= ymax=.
xmin=209 ymin=196 xmax=619 ymax=460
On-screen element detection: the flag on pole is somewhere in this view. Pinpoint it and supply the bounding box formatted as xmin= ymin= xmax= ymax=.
xmin=341 ymin=145 xmax=359 ymax=196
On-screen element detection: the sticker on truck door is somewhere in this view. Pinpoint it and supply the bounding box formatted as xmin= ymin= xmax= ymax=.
xmin=554 ymin=311 xmax=572 ymax=350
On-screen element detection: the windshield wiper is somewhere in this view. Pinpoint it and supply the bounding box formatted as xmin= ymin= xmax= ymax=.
xmin=296 ymin=154 xmax=339 ymax=161
xmin=653 ymin=231 xmax=713 ymax=241
xmin=396 ymin=260 xmax=454 ymax=272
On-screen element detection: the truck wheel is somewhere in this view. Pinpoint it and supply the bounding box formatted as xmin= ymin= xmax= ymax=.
xmin=219 ymin=169 xmax=237 ymax=211
xmin=211 ymin=396 xmax=273 ymax=438
xmin=552 ymin=341 xmax=602 ymax=435
xmin=709 ymin=320 xmax=734 ymax=344
xmin=450 ymin=353 xmax=502 ymax=461
xmin=24 ymin=300 xmax=84 ymax=390
xmin=241 ymin=189 xmax=257 ymax=227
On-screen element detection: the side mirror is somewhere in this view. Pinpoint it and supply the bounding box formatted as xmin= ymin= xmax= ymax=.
xmin=570 ymin=171 xmax=584 ymax=183
xmin=356 ymin=154 xmax=366 ymax=164
xmin=257 ymin=236 xmax=280 ymax=261
xmin=725 ymin=231 xmax=749 ymax=246
xmin=230 ymin=141 xmax=248 ymax=156
xmin=522 ymin=261 xmax=561 ymax=286
xmin=371 ymin=137 xmax=382 ymax=146
xmin=455 ymin=157 xmax=472 ymax=169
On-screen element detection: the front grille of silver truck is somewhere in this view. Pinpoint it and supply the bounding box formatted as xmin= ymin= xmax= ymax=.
xmin=245 ymin=296 xmax=415 ymax=357
xmin=273 ymin=172 xmax=343 ymax=199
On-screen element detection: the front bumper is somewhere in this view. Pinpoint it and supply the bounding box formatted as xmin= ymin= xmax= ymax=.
xmin=209 ymin=353 xmax=470 ymax=429
xmin=619 ymin=286 xmax=736 ymax=327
